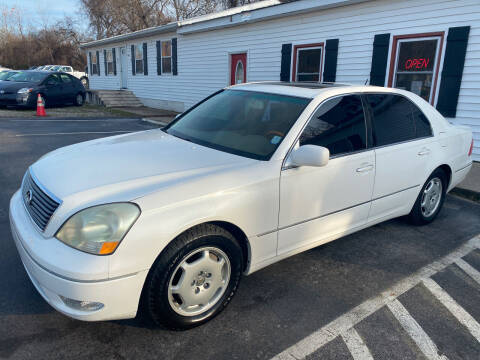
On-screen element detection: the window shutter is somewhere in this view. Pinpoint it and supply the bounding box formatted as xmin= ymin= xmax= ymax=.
xmin=89 ymin=52 xmax=92 ymax=75
xmin=369 ymin=34 xmax=390 ymax=86
xmin=104 ymin=49 xmax=107 ymax=76
xmin=323 ymin=39 xmax=339 ymax=82
xmin=131 ymin=45 xmax=135 ymax=75
xmin=436 ymin=26 xmax=470 ymax=118
xmin=172 ymin=38 xmax=178 ymax=76
xmin=112 ymin=48 xmax=117 ymax=75
xmin=156 ymin=41 xmax=162 ymax=75
xmin=280 ymin=43 xmax=292 ymax=82
xmin=96 ymin=50 xmax=100 ymax=75
xmin=143 ymin=42 xmax=148 ymax=75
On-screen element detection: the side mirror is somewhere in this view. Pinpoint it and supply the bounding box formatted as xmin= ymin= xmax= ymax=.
xmin=289 ymin=145 xmax=329 ymax=168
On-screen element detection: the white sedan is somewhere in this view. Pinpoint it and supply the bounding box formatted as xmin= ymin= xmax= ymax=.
xmin=10 ymin=82 xmax=473 ymax=329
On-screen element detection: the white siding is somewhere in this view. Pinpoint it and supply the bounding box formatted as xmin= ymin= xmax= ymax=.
xmin=87 ymin=0 xmax=480 ymax=160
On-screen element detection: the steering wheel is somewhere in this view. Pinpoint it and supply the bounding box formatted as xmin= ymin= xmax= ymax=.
xmin=265 ymin=130 xmax=285 ymax=138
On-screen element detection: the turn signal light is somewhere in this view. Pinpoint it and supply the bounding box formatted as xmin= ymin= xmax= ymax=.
xmin=99 ymin=241 xmax=119 ymax=255
xmin=468 ymin=139 xmax=473 ymax=157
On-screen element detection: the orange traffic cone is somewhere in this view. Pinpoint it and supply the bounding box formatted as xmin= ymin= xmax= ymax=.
xmin=36 ymin=94 xmax=46 ymax=117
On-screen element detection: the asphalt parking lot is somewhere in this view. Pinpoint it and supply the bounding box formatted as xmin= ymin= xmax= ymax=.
xmin=1 ymin=118 xmax=480 ymax=360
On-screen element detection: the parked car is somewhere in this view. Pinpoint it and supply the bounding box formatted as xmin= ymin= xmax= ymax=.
xmin=9 ymin=82 xmax=473 ymax=329
xmin=0 ymin=70 xmax=86 ymax=108
xmin=37 ymin=64 xmax=89 ymax=88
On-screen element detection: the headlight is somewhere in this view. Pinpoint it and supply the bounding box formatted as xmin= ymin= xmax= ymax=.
xmin=56 ymin=203 xmax=140 ymax=255
xmin=17 ymin=88 xmax=33 ymax=94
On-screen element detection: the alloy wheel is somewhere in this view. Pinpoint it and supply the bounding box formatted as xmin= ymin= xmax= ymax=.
xmin=168 ymin=246 xmax=231 ymax=317
xmin=421 ymin=177 xmax=442 ymax=217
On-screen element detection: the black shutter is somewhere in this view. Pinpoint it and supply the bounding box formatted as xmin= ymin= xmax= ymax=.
xmin=143 ymin=42 xmax=148 ymax=75
xmin=96 ymin=50 xmax=100 ymax=75
xmin=112 ymin=48 xmax=117 ymax=75
xmin=156 ymin=40 xmax=162 ymax=75
xmin=104 ymin=49 xmax=107 ymax=76
xmin=172 ymin=38 xmax=178 ymax=75
xmin=436 ymin=26 xmax=470 ymax=118
xmin=131 ymin=45 xmax=135 ymax=75
xmin=323 ymin=39 xmax=339 ymax=82
xmin=89 ymin=52 xmax=92 ymax=75
xmin=280 ymin=43 xmax=292 ymax=82
xmin=370 ymin=33 xmax=390 ymax=86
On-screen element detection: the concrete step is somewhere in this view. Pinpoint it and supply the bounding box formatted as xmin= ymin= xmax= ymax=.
xmin=89 ymin=89 xmax=143 ymax=108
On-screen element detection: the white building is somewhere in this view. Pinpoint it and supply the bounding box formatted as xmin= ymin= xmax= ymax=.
xmin=81 ymin=0 xmax=480 ymax=160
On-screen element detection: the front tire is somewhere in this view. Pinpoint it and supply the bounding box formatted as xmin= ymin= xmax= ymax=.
xmin=141 ymin=224 xmax=243 ymax=330
xmin=408 ymin=168 xmax=447 ymax=225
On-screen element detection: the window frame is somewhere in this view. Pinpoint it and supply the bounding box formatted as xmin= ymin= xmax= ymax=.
xmin=134 ymin=43 xmax=144 ymax=75
xmin=106 ymin=49 xmax=114 ymax=75
xmin=388 ymin=32 xmax=445 ymax=105
xmin=161 ymin=39 xmax=172 ymax=74
xmin=291 ymin=42 xmax=325 ymax=83
xmin=91 ymin=53 xmax=98 ymax=76
xmin=363 ymin=92 xmax=434 ymax=149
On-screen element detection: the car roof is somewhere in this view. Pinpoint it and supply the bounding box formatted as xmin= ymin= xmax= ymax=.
xmin=229 ymin=81 xmax=410 ymax=99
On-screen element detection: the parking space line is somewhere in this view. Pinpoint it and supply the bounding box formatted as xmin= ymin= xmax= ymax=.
xmin=423 ymin=278 xmax=480 ymax=341
xmin=387 ymin=299 xmax=447 ymax=360
xmin=11 ymin=131 xmax=132 ymax=137
xmin=341 ymin=328 xmax=374 ymax=360
xmin=270 ymin=235 xmax=480 ymax=360
xmin=455 ymin=259 xmax=480 ymax=285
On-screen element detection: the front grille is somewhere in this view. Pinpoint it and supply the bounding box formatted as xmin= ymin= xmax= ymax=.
xmin=22 ymin=171 xmax=60 ymax=231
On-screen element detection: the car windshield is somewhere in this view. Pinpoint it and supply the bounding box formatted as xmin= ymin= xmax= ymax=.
xmin=51 ymin=66 xmax=61 ymax=71
xmin=0 ymin=71 xmax=16 ymax=80
xmin=165 ymin=90 xmax=311 ymax=160
xmin=8 ymin=72 xmax=46 ymax=83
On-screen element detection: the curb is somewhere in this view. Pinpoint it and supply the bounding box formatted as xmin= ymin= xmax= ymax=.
xmin=141 ymin=117 xmax=169 ymax=126
xmin=451 ymin=187 xmax=480 ymax=203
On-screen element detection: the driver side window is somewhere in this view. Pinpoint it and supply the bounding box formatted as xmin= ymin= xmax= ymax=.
xmin=46 ymin=74 xmax=62 ymax=85
xmin=299 ymin=95 xmax=367 ymax=157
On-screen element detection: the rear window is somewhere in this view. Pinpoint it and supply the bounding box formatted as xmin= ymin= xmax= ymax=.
xmin=366 ymin=94 xmax=432 ymax=147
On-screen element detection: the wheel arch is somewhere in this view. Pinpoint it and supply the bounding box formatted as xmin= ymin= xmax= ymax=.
xmin=436 ymin=164 xmax=452 ymax=189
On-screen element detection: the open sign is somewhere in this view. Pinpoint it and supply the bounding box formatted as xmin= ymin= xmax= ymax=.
xmin=405 ymin=58 xmax=430 ymax=71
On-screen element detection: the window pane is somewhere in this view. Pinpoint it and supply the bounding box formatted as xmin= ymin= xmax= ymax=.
xmin=136 ymin=59 xmax=143 ymax=74
xmin=367 ymin=94 xmax=416 ymax=146
xmin=135 ymin=45 xmax=143 ymax=60
xmin=299 ymin=95 xmax=366 ymax=156
xmin=162 ymin=41 xmax=171 ymax=57
xmin=395 ymin=73 xmax=433 ymax=101
xmin=397 ymin=40 xmax=437 ymax=72
xmin=106 ymin=50 xmax=113 ymax=62
xmin=162 ymin=58 xmax=172 ymax=73
xmin=410 ymin=102 xmax=432 ymax=138
xmin=107 ymin=62 xmax=114 ymax=74
xmin=235 ymin=61 xmax=244 ymax=84
xmin=166 ymin=90 xmax=310 ymax=160
xmin=92 ymin=64 xmax=97 ymax=74
xmin=297 ymin=48 xmax=321 ymax=73
xmin=92 ymin=54 xmax=97 ymax=63
xmin=60 ymin=74 xmax=72 ymax=83
xmin=297 ymin=74 xmax=320 ymax=82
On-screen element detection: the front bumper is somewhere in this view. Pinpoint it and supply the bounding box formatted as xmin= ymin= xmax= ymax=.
xmin=9 ymin=191 xmax=148 ymax=321
xmin=0 ymin=93 xmax=35 ymax=107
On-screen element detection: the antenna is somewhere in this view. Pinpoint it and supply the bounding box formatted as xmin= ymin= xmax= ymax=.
xmin=364 ymin=78 xmax=369 ymax=85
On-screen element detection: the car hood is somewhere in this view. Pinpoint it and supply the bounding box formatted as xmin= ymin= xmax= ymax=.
xmin=0 ymin=80 xmax=37 ymax=92
xmin=31 ymin=129 xmax=256 ymax=202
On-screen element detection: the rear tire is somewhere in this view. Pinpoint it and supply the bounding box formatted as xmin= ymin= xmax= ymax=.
xmin=74 ymin=93 xmax=84 ymax=107
xmin=408 ymin=168 xmax=447 ymax=225
xmin=141 ymin=224 xmax=243 ymax=330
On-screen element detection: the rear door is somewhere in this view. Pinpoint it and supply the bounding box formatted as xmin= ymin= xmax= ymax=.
xmin=59 ymin=74 xmax=76 ymax=102
xmin=365 ymin=93 xmax=434 ymax=221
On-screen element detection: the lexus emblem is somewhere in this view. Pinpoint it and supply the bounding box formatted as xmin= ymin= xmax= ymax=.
xmin=25 ymin=190 xmax=33 ymax=205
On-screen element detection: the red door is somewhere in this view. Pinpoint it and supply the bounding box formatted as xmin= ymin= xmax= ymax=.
xmin=230 ymin=53 xmax=247 ymax=85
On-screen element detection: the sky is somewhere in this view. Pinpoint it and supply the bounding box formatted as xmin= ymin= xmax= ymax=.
xmin=0 ymin=0 xmax=84 ymax=30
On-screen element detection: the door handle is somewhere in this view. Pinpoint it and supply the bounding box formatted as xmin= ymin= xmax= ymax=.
xmin=356 ymin=164 xmax=374 ymax=173
xmin=418 ymin=148 xmax=431 ymax=156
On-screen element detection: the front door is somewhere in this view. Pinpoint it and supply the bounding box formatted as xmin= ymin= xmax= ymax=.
xmin=230 ymin=53 xmax=247 ymax=85
xmin=278 ymin=95 xmax=375 ymax=255
xmin=120 ymin=47 xmax=128 ymax=88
